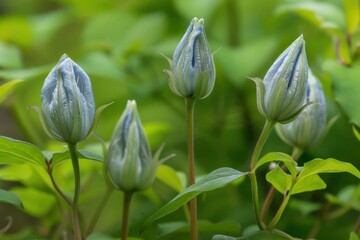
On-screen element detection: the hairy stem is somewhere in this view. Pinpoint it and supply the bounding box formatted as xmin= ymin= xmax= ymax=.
xmin=121 ymin=192 xmax=133 ymax=240
xmin=68 ymin=143 xmax=82 ymax=240
xmin=185 ymin=98 xmax=198 ymax=240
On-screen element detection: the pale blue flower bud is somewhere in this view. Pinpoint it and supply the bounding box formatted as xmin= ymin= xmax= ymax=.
xmin=164 ymin=17 xmax=216 ymax=99
xmin=105 ymin=100 xmax=157 ymax=192
xmin=276 ymin=70 xmax=327 ymax=150
xmin=252 ymin=35 xmax=309 ymax=123
xmin=41 ymin=54 xmax=95 ymax=143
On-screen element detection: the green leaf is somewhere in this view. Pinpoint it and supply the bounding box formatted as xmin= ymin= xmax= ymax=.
xmin=344 ymin=0 xmax=359 ymax=34
xmin=173 ymin=0 xmax=222 ymax=20
xmin=323 ymin=60 xmax=360 ymax=125
xmin=353 ymin=125 xmax=360 ymax=141
xmin=0 ymin=42 xmax=22 ymax=69
xmin=213 ymin=230 xmax=291 ymax=240
xmin=255 ymin=152 xmax=297 ymax=177
xmin=0 ymin=189 xmax=23 ymax=209
xmin=158 ymin=220 xmax=241 ymax=238
xmin=156 ymin=165 xmax=185 ymax=193
xmin=0 ymin=136 xmax=46 ymax=169
xmin=349 ymin=232 xmax=360 ymax=240
xmin=145 ymin=168 xmax=247 ymax=225
xmin=48 ymin=149 xmax=103 ymax=169
xmin=0 ymin=80 xmax=22 ymax=104
xmin=292 ymin=158 xmax=360 ymax=195
xmin=217 ymin=37 xmax=278 ymax=87
xmin=298 ymin=158 xmax=360 ymax=179
xmin=266 ymin=167 xmax=292 ymax=194
xmin=11 ymin=187 xmax=56 ymax=217
xmin=325 ymin=185 xmax=360 ymax=211
xmin=292 ymin=173 xmax=326 ymax=195
xmin=276 ymin=1 xmax=345 ymax=29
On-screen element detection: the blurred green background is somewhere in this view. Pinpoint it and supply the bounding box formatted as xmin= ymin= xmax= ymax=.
xmin=0 ymin=0 xmax=360 ymax=239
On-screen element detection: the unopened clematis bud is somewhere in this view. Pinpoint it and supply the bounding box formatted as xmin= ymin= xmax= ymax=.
xmin=41 ymin=54 xmax=95 ymax=143
xmin=164 ymin=17 xmax=216 ymax=100
xmin=251 ymin=35 xmax=309 ymax=123
xmin=276 ymin=70 xmax=327 ymax=150
xmin=104 ymin=100 xmax=159 ymax=192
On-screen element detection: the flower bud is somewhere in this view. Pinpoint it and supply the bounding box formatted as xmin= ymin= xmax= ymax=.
xmin=104 ymin=100 xmax=157 ymax=192
xmin=251 ymin=35 xmax=309 ymax=123
xmin=164 ymin=17 xmax=216 ymax=99
xmin=276 ymin=70 xmax=327 ymax=150
xmin=41 ymin=54 xmax=95 ymax=143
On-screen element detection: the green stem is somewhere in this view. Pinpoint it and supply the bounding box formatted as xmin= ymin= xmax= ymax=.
xmin=185 ymin=98 xmax=198 ymax=240
xmin=267 ymin=190 xmax=292 ymax=230
xmin=249 ymin=120 xmax=274 ymax=171
xmin=121 ymin=192 xmax=133 ymax=240
xmin=47 ymin=165 xmax=73 ymax=206
xmin=249 ymin=120 xmax=274 ymax=230
xmin=261 ymin=147 xmax=303 ymax=222
xmin=68 ymin=143 xmax=83 ymax=240
xmin=86 ymin=186 xmax=113 ymax=236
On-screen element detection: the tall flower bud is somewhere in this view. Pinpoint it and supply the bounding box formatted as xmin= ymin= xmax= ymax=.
xmin=41 ymin=54 xmax=95 ymax=143
xmin=251 ymin=35 xmax=309 ymax=123
xmin=276 ymin=70 xmax=327 ymax=150
xmin=164 ymin=17 xmax=216 ymax=99
xmin=105 ymin=100 xmax=157 ymax=192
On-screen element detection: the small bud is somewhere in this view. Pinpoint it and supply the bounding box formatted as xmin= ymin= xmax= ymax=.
xmin=251 ymin=35 xmax=309 ymax=123
xmin=104 ymin=100 xmax=157 ymax=192
xmin=164 ymin=17 xmax=216 ymax=99
xmin=276 ymin=70 xmax=327 ymax=150
xmin=41 ymin=54 xmax=95 ymax=143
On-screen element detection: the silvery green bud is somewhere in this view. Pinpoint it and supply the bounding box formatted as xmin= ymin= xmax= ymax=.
xmin=251 ymin=35 xmax=309 ymax=123
xmin=164 ymin=17 xmax=216 ymax=99
xmin=41 ymin=54 xmax=95 ymax=143
xmin=105 ymin=100 xmax=157 ymax=192
xmin=276 ymin=70 xmax=326 ymax=150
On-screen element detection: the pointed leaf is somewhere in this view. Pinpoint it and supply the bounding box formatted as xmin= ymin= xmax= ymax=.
xmin=87 ymin=102 xmax=113 ymax=137
xmin=0 ymin=136 xmax=46 ymax=169
xmin=349 ymin=232 xmax=360 ymax=240
xmin=266 ymin=167 xmax=292 ymax=193
xmin=255 ymin=152 xmax=297 ymax=177
xmin=0 ymin=80 xmax=22 ymax=104
xmin=48 ymin=149 xmax=103 ymax=169
xmin=0 ymin=189 xmax=23 ymax=209
xmin=292 ymin=173 xmax=326 ymax=195
xmin=297 ymin=158 xmax=360 ymax=179
xmin=344 ymin=0 xmax=359 ymax=34
xmin=145 ymin=168 xmax=247 ymax=225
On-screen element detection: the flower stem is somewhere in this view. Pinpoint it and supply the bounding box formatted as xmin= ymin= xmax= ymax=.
xmin=185 ymin=98 xmax=198 ymax=240
xmin=267 ymin=190 xmax=292 ymax=230
xmin=68 ymin=143 xmax=83 ymax=240
xmin=249 ymin=120 xmax=274 ymax=172
xmin=86 ymin=186 xmax=113 ymax=236
xmin=249 ymin=120 xmax=274 ymax=230
xmin=261 ymin=147 xmax=303 ymax=222
xmin=121 ymin=192 xmax=133 ymax=240
xmin=47 ymin=161 xmax=73 ymax=206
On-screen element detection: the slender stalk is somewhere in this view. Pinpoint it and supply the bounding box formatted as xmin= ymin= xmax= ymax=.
xmin=47 ymin=161 xmax=73 ymax=206
xmin=121 ymin=192 xmax=133 ymax=240
xmin=248 ymin=120 xmax=274 ymax=230
xmin=249 ymin=120 xmax=274 ymax=172
xmin=68 ymin=143 xmax=82 ymax=240
xmin=261 ymin=147 xmax=303 ymax=222
xmin=267 ymin=190 xmax=292 ymax=230
xmin=185 ymin=98 xmax=198 ymax=240
xmin=86 ymin=186 xmax=113 ymax=236
xmin=354 ymin=215 xmax=360 ymax=233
